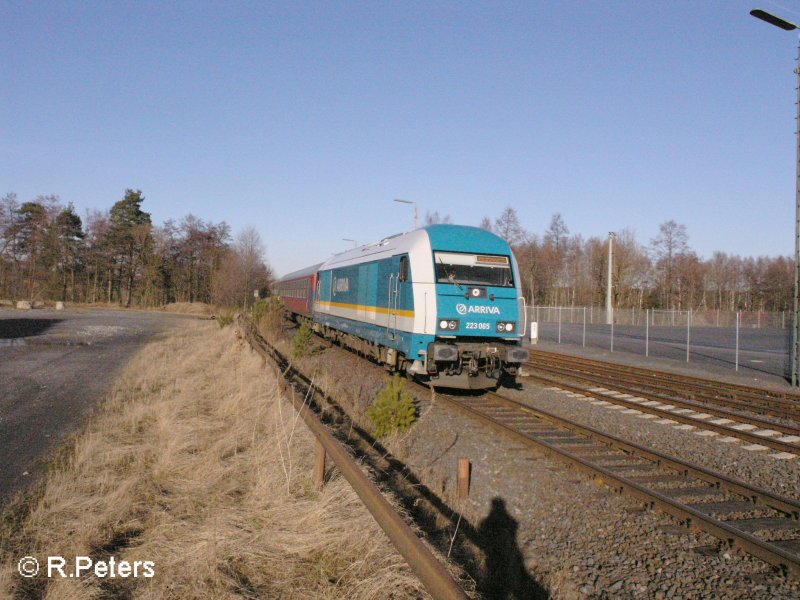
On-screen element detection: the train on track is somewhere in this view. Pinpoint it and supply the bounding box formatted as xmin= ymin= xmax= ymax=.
xmin=273 ymin=224 xmax=530 ymax=390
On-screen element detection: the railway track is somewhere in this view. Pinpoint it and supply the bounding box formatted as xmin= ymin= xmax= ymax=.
xmin=523 ymin=351 xmax=800 ymax=456
xmin=528 ymin=348 xmax=800 ymax=419
xmin=424 ymin=387 xmax=800 ymax=579
xmin=239 ymin=317 xmax=469 ymax=600
xmin=266 ymin=315 xmax=800 ymax=581
xmin=522 ymin=371 xmax=800 ymax=456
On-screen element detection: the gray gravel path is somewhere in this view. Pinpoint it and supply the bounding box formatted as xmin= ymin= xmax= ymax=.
xmin=0 ymin=307 xmax=200 ymax=505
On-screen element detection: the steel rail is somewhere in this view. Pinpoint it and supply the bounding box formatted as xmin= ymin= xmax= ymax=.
xmin=478 ymin=393 xmax=800 ymax=516
xmin=528 ymin=352 xmax=800 ymax=422
xmin=526 ymin=362 xmax=800 ymax=437
xmin=528 ymin=348 xmax=800 ymax=409
xmin=268 ymin=314 xmax=800 ymax=578
xmin=521 ymin=370 xmax=800 ymax=455
xmin=239 ymin=317 xmax=469 ymax=600
xmin=421 ymin=386 xmax=800 ymax=578
xmin=532 ymin=350 xmax=800 ymax=406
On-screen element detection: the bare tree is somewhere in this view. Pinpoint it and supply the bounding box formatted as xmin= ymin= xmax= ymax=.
xmin=237 ymin=227 xmax=263 ymax=308
xmin=544 ymin=213 xmax=570 ymax=254
xmin=213 ymin=227 xmax=273 ymax=309
xmin=707 ymin=251 xmax=729 ymax=310
xmin=84 ymin=209 xmax=111 ymax=303
xmin=0 ymin=193 xmax=21 ymax=298
xmin=613 ymin=228 xmax=650 ymax=309
xmin=424 ymin=210 xmax=452 ymax=225
xmin=493 ymin=206 xmax=527 ymax=246
xmin=650 ymin=220 xmax=690 ymax=309
xmin=540 ymin=214 xmax=571 ymax=304
xmin=514 ymin=234 xmax=544 ymax=304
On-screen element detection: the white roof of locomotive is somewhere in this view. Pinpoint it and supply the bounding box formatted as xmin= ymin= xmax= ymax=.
xmin=317 ymin=229 xmax=429 ymax=271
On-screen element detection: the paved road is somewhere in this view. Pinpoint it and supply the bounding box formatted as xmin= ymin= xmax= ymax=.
xmin=0 ymin=308 xmax=199 ymax=506
xmin=537 ymin=322 xmax=789 ymax=381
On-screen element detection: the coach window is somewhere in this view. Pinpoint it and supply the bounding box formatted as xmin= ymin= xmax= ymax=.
xmin=399 ymin=256 xmax=409 ymax=282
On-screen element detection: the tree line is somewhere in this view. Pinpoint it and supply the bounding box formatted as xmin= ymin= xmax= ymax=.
xmin=3 ymin=193 xmax=788 ymax=313
xmin=0 ymin=190 xmax=272 ymax=307
xmin=468 ymin=207 xmax=792 ymax=313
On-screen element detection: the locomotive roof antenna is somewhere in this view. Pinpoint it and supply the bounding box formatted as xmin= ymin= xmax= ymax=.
xmin=342 ymin=238 xmax=357 ymax=248
xmin=393 ymin=198 xmax=418 ymax=230
xmin=750 ymin=8 xmax=800 ymax=386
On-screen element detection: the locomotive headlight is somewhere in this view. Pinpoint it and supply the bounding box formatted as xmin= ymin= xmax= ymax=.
xmin=496 ymin=321 xmax=516 ymax=333
xmin=438 ymin=319 xmax=459 ymax=331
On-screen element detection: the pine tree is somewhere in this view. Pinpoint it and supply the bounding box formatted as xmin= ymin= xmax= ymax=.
xmin=108 ymin=189 xmax=152 ymax=305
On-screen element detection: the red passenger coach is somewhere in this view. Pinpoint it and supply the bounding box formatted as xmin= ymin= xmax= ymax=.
xmin=273 ymin=263 xmax=321 ymax=318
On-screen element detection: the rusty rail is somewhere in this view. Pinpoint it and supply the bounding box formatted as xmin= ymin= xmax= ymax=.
xmin=238 ymin=316 xmax=468 ymax=600
xmin=421 ymin=385 xmax=800 ymax=579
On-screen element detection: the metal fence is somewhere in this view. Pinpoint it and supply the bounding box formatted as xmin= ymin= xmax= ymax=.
xmin=528 ymin=306 xmax=790 ymax=379
xmin=530 ymin=306 xmax=788 ymax=328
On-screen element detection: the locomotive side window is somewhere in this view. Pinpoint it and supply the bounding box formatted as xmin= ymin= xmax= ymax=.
xmin=434 ymin=252 xmax=514 ymax=287
xmin=399 ymin=255 xmax=409 ymax=282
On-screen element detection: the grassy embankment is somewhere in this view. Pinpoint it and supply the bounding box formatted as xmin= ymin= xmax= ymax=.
xmin=0 ymin=319 xmax=427 ymax=599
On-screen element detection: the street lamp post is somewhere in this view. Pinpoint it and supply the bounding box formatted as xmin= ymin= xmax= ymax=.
xmin=606 ymin=232 xmax=615 ymax=325
xmin=751 ymin=8 xmax=800 ymax=386
xmin=393 ymin=198 xmax=418 ymax=230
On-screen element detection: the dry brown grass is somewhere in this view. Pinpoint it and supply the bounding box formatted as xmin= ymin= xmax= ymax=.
xmin=0 ymin=321 xmax=428 ymax=599
xmin=76 ymin=301 xmax=130 ymax=310
xmin=158 ymin=302 xmax=216 ymax=315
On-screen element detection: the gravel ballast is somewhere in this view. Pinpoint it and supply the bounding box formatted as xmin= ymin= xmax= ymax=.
xmin=504 ymin=379 xmax=800 ymax=502
xmin=274 ymin=323 xmax=800 ymax=598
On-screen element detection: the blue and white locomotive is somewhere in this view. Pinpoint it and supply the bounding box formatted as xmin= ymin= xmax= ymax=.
xmin=274 ymin=224 xmax=529 ymax=389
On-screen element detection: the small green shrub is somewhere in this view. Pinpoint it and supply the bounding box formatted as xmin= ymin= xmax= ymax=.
xmin=251 ymin=296 xmax=282 ymax=321
xmin=254 ymin=297 xmax=285 ymax=335
xmin=292 ymin=320 xmax=314 ymax=359
xmin=217 ymin=310 xmax=234 ymax=328
xmin=367 ymin=375 xmax=417 ymax=437
xmin=251 ymin=299 xmax=269 ymax=322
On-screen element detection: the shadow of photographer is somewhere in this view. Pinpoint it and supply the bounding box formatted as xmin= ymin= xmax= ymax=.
xmin=478 ymin=497 xmax=545 ymax=600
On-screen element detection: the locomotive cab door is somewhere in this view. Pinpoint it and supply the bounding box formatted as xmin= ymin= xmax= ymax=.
xmin=388 ymin=274 xmax=397 ymax=339
xmin=387 ymin=255 xmax=409 ymax=341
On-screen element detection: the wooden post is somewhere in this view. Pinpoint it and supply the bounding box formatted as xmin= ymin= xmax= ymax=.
xmin=314 ymin=439 xmax=326 ymax=490
xmin=457 ymin=458 xmax=471 ymax=499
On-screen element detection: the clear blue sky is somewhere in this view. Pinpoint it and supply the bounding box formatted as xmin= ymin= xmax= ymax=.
xmin=3 ymin=0 xmax=800 ymax=276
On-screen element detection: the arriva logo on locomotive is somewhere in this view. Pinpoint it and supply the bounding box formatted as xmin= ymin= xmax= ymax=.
xmin=455 ymin=304 xmax=500 ymax=315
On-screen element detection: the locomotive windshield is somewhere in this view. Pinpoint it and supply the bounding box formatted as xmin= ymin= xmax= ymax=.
xmin=434 ymin=252 xmax=514 ymax=287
